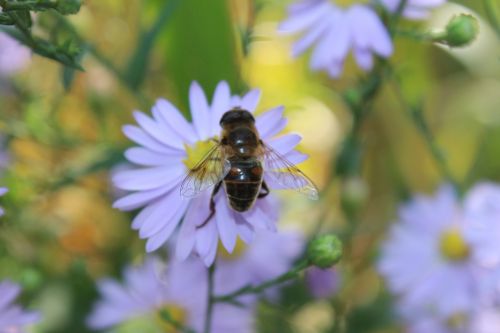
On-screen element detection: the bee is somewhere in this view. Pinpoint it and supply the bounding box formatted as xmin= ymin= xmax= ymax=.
xmin=180 ymin=107 xmax=318 ymax=227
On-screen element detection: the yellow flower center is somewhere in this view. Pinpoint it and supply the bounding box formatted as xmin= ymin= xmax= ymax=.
xmin=439 ymin=228 xmax=470 ymax=262
xmin=183 ymin=139 xmax=218 ymax=170
xmin=446 ymin=312 xmax=467 ymax=330
xmin=156 ymin=304 xmax=188 ymax=333
xmin=217 ymin=238 xmax=247 ymax=261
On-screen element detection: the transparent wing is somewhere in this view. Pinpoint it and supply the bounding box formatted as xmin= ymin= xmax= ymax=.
xmin=180 ymin=144 xmax=230 ymax=198
xmin=262 ymin=142 xmax=319 ymax=200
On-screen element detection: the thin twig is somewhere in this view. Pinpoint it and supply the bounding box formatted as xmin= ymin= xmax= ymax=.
xmin=213 ymin=260 xmax=309 ymax=303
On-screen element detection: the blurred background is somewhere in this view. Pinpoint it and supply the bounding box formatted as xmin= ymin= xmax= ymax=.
xmin=0 ymin=0 xmax=499 ymax=332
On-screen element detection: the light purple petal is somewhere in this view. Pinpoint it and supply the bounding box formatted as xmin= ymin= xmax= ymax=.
xmin=112 ymin=165 xmax=184 ymax=191
xmin=133 ymin=111 xmax=184 ymax=149
xmin=210 ymin=81 xmax=231 ymax=135
xmin=292 ymin=15 xmax=331 ymax=57
xmin=354 ymin=47 xmax=374 ymax=70
xmin=189 ymin=82 xmax=211 ymax=139
xmin=154 ymin=98 xmax=198 ymax=144
xmin=138 ymin=187 xmax=187 ymax=238
xmin=122 ymin=125 xmax=175 ymax=154
xmin=113 ymin=186 xmax=174 ymax=211
xmin=239 ymin=89 xmax=262 ymax=112
xmin=124 ymin=147 xmax=185 ymax=166
xmin=145 ymin=200 xmax=189 ymax=252
xmin=279 ymin=1 xmax=331 ymax=34
xmin=256 ymin=106 xmax=286 ymax=140
xmin=267 ymin=134 xmax=302 ymax=155
xmin=175 ymin=201 xmax=203 ymax=261
xmin=215 ymin=198 xmax=238 ymax=253
xmin=350 ymin=5 xmax=392 ymax=57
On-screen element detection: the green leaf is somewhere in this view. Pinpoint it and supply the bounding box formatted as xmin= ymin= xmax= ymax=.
xmin=162 ymin=0 xmax=241 ymax=115
xmin=124 ymin=0 xmax=182 ymax=90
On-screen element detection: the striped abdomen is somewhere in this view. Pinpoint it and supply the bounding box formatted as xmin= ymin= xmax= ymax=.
xmin=223 ymin=158 xmax=263 ymax=212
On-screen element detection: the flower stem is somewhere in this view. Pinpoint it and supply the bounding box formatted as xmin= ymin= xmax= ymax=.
xmin=213 ymin=260 xmax=309 ymax=303
xmin=390 ymin=82 xmax=462 ymax=193
xmin=203 ymin=263 xmax=216 ymax=333
xmin=483 ymin=0 xmax=500 ymax=38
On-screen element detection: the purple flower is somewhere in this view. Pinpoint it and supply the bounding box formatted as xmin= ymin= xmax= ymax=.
xmin=0 ymin=32 xmax=30 ymax=77
xmin=215 ymin=229 xmax=304 ymax=299
xmin=379 ymin=0 xmax=446 ymax=19
xmin=279 ymin=0 xmax=393 ymax=78
xmin=0 ymin=280 xmax=40 ymax=332
xmin=112 ymin=81 xmax=308 ymax=266
xmin=305 ymin=266 xmax=339 ymax=299
xmin=87 ymin=257 xmax=252 ymax=333
xmin=378 ymin=183 xmax=500 ymax=331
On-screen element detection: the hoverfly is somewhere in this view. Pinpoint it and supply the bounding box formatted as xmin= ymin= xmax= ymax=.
xmin=180 ymin=107 xmax=319 ymax=227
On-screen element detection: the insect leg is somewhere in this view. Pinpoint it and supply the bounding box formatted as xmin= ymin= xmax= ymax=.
xmin=197 ymin=181 xmax=222 ymax=229
xmin=258 ymin=181 xmax=270 ymax=199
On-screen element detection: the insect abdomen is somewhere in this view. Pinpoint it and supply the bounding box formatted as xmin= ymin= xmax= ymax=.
xmin=224 ymin=159 xmax=263 ymax=212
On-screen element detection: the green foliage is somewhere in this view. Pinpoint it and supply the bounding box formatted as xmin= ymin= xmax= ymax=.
xmin=162 ymin=0 xmax=241 ymax=114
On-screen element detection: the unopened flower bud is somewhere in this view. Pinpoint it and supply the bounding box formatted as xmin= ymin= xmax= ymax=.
xmin=437 ymin=14 xmax=479 ymax=47
xmin=307 ymin=234 xmax=343 ymax=269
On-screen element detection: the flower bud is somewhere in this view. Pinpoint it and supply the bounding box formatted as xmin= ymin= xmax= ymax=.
xmin=307 ymin=234 xmax=343 ymax=269
xmin=438 ymin=14 xmax=479 ymax=47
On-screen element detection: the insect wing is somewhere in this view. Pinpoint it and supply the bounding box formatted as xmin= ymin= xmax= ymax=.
xmin=180 ymin=144 xmax=230 ymax=198
xmin=262 ymin=143 xmax=319 ymax=200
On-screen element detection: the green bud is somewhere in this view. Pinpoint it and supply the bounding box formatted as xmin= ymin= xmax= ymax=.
xmin=56 ymin=0 xmax=82 ymax=15
xmin=439 ymin=14 xmax=479 ymax=47
xmin=307 ymin=234 xmax=343 ymax=269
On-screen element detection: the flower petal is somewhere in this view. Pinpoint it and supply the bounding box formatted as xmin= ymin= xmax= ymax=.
xmin=279 ymin=1 xmax=331 ymax=34
xmin=189 ymin=82 xmax=211 ymax=139
xmin=133 ymin=111 xmax=184 ymax=149
xmin=215 ymin=198 xmax=238 ymax=253
xmin=267 ymin=134 xmax=302 ymax=155
xmin=353 ymin=47 xmax=373 ymax=71
xmin=113 ymin=166 xmax=184 ymax=191
xmin=124 ymin=147 xmax=184 ymax=166
xmin=113 ymin=186 xmax=173 ymax=211
xmin=122 ymin=125 xmax=174 ymax=154
xmin=292 ymin=15 xmax=331 ymax=57
xmin=145 ymin=200 xmax=189 ymax=252
xmin=210 ymin=81 xmax=231 ymax=136
xmin=256 ymin=106 xmax=286 ymax=139
xmin=239 ymin=89 xmax=262 ymax=112
xmin=154 ymin=98 xmax=198 ymax=144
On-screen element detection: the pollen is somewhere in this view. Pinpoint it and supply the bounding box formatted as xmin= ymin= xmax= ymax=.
xmin=439 ymin=228 xmax=470 ymax=262
xmin=183 ymin=139 xmax=218 ymax=170
xmin=157 ymin=304 xmax=188 ymax=332
xmin=217 ymin=238 xmax=247 ymax=260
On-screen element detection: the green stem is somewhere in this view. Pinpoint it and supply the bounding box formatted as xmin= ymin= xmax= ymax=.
xmin=483 ymin=0 xmax=500 ymax=38
xmin=0 ymin=0 xmax=57 ymax=11
xmin=213 ymin=260 xmax=309 ymax=303
xmin=203 ymin=264 xmax=216 ymax=333
xmin=390 ymin=82 xmax=461 ymax=192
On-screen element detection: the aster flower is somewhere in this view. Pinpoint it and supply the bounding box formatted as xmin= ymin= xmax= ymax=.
xmin=0 ymin=32 xmax=30 ymax=77
xmin=279 ymin=0 xmax=393 ymax=78
xmin=215 ymin=229 xmax=304 ymax=299
xmin=112 ymin=81 xmax=309 ymax=266
xmin=0 ymin=280 xmax=40 ymax=332
xmin=378 ymin=183 xmax=500 ymax=331
xmin=87 ymin=257 xmax=252 ymax=333
xmin=305 ymin=266 xmax=339 ymax=299
xmin=379 ymin=0 xmax=446 ymax=19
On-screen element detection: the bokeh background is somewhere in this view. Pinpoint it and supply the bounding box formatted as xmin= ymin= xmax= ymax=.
xmin=0 ymin=0 xmax=499 ymax=332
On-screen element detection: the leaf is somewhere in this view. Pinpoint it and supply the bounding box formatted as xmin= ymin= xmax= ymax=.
xmin=124 ymin=0 xmax=182 ymax=90
xmin=162 ymin=0 xmax=241 ymax=115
